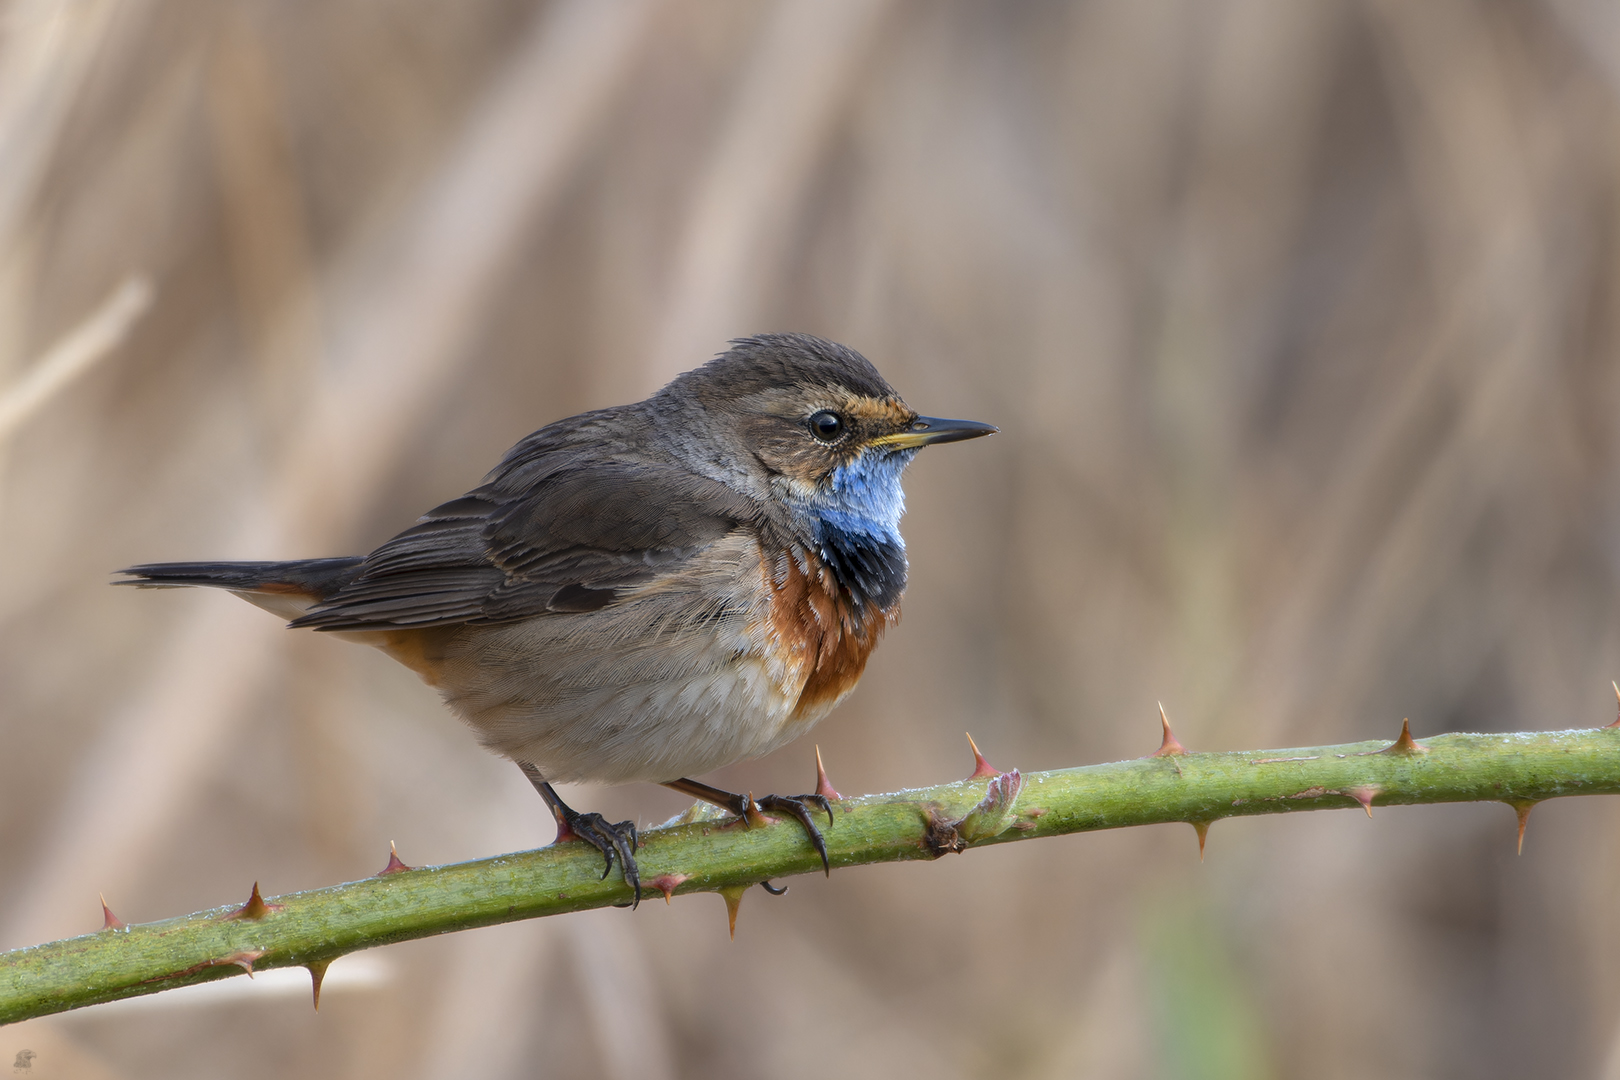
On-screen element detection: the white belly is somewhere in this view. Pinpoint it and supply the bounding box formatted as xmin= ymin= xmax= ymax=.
xmin=424 ymin=533 xmax=823 ymax=784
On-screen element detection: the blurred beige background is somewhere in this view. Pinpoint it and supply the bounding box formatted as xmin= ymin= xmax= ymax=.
xmin=4 ymin=0 xmax=1620 ymax=1076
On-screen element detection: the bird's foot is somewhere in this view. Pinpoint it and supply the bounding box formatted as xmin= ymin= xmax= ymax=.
xmin=756 ymin=793 xmax=834 ymax=875
xmin=661 ymin=778 xmax=835 ymax=876
xmin=559 ymin=808 xmax=641 ymax=902
xmin=520 ymin=763 xmax=641 ymax=907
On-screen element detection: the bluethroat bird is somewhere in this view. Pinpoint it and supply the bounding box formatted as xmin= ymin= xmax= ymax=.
xmin=118 ymin=334 xmax=995 ymax=902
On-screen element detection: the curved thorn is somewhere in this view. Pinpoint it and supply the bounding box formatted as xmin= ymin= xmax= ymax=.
xmin=966 ymin=732 xmax=1000 ymax=779
xmin=225 ymin=881 xmax=284 ymax=921
xmin=1381 ymin=719 xmax=1427 ymax=755
xmin=814 ymin=745 xmax=842 ymax=801
xmin=650 ymin=873 xmax=688 ymax=904
xmin=378 ymin=840 xmax=411 ymax=876
xmin=742 ymin=793 xmax=770 ymax=829
xmin=308 ymin=960 xmax=331 ymax=1010
xmin=226 ymin=950 xmax=265 ymax=976
xmin=760 ymin=880 xmax=788 ymax=895
xmin=1510 ymin=800 xmax=1536 ymax=855
xmin=100 ymin=893 xmax=126 ymax=931
xmin=719 ymin=884 xmax=747 ymax=940
xmin=1154 ymin=703 xmax=1187 ymax=756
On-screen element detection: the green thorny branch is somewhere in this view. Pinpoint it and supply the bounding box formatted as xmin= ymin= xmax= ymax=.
xmin=7 ymin=706 xmax=1620 ymax=1025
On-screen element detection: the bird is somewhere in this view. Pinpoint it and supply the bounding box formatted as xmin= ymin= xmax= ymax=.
xmin=117 ymin=333 xmax=995 ymax=903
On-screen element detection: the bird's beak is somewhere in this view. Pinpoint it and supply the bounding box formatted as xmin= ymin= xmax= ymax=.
xmin=868 ymin=415 xmax=998 ymax=450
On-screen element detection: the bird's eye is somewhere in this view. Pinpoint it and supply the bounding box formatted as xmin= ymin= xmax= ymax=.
xmin=808 ymin=410 xmax=845 ymax=442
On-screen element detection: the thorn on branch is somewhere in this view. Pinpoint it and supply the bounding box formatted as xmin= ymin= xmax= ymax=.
xmin=1346 ymin=787 xmax=1379 ymax=817
xmin=138 ymin=949 xmax=268 ymax=986
xmin=741 ymin=793 xmax=769 ymax=829
xmin=760 ymin=880 xmax=788 ymax=895
xmin=223 ymin=882 xmax=284 ymax=921
xmin=718 ymin=884 xmax=748 ymax=940
xmin=226 ymin=950 xmax=265 ymax=976
xmin=1153 ymin=702 xmax=1187 ymax=757
xmin=308 ymin=960 xmax=331 ymax=1010
xmin=649 ymin=874 xmax=688 ymax=904
xmin=99 ymin=893 xmax=126 ymax=931
xmin=1608 ymin=682 xmax=1620 ymax=729
xmin=377 ymin=841 xmax=412 ymax=876
xmin=1508 ymin=800 xmax=1536 ymax=855
xmin=1380 ymin=719 xmax=1427 ymax=755
xmin=1191 ymin=821 xmax=1210 ymax=861
xmin=814 ymin=745 xmax=842 ymax=801
xmin=965 ymin=732 xmax=1000 ymax=779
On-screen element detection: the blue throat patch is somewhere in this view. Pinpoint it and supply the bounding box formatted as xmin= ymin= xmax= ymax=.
xmin=806 ymin=450 xmax=914 ymax=612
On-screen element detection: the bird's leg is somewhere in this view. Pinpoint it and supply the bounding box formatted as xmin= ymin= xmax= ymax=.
xmin=519 ymin=762 xmax=640 ymax=907
xmin=662 ymin=777 xmax=833 ymax=876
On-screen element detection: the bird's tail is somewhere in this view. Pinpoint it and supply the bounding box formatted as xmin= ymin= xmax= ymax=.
xmin=114 ymin=557 xmax=365 ymax=621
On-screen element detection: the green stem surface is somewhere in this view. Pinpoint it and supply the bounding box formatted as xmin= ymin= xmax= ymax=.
xmin=5 ymin=726 xmax=1618 ymax=1024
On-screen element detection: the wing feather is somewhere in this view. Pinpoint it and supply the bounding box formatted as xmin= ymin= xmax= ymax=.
xmin=290 ymin=442 xmax=761 ymax=632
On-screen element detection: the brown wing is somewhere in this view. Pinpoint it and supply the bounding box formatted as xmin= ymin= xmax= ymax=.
xmin=290 ymin=442 xmax=762 ymax=632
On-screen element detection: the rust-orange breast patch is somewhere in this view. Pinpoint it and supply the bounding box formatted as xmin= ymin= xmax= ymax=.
xmin=763 ymin=544 xmax=898 ymax=721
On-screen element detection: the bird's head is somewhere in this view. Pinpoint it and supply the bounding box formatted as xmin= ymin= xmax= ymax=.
xmin=653 ymin=333 xmax=996 ymax=542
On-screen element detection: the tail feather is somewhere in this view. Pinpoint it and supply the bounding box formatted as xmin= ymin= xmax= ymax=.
xmin=115 ymin=558 xmax=365 ymax=615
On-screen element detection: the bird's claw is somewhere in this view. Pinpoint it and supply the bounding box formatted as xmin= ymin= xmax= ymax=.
xmin=564 ymin=810 xmax=640 ymax=905
xmin=756 ymin=793 xmax=833 ymax=875
xmin=660 ymin=776 xmax=835 ymax=878
xmin=521 ymin=767 xmax=643 ymax=908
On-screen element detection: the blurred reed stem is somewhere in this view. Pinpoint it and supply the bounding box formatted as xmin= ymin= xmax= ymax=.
xmin=4 ymin=724 xmax=1619 ymax=1026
